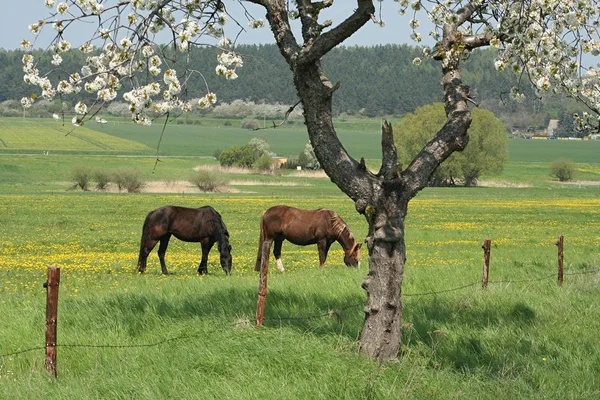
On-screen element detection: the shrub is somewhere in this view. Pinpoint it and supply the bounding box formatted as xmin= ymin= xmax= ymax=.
xmin=219 ymin=145 xmax=255 ymax=167
xmin=298 ymin=142 xmax=320 ymax=170
xmin=241 ymin=119 xmax=260 ymax=130
xmin=71 ymin=166 xmax=92 ymax=191
xmin=189 ymin=171 xmax=228 ymax=192
xmin=213 ymin=149 xmax=223 ymax=160
xmin=93 ymin=170 xmax=111 ymax=191
xmin=254 ymin=155 xmax=273 ymax=171
xmin=111 ymin=168 xmax=145 ymax=192
xmin=550 ymin=158 xmax=576 ymax=182
xmin=248 ymin=137 xmax=272 ymax=159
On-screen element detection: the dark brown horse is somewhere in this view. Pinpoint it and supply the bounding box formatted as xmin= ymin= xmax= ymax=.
xmin=254 ymin=205 xmax=361 ymax=272
xmin=137 ymin=205 xmax=232 ymax=275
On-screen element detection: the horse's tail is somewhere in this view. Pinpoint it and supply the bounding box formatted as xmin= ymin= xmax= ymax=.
xmin=254 ymin=210 xmax=266 ymax=271
xmin=137 ymin=210 xmax=154 ymax=268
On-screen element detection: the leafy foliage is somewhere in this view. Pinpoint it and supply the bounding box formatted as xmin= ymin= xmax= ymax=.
xmin=189 ymin=170 xmax=228 ymax=192
xmin=241 ymin=119 xmax=260 ymax=130
xmin=218 ymin=144 xmax=256 ymax=167
xmin=253 ymin=154 xmax=274 ymax=171
xmin=550 ymin=158 xmax=576 ymax=182
xmin=71 ymin=165 xmax=92 ymax=191
xmin=93 ymin=170 xmax=111 ymax=191
xmin=219 ymin=137 xmax=273 ymax=168
xmin=297 ymin=142 xmax=320 ymax=170
xmin=395 ymin=103 xmax=509 ymax=186
xmin=111 ymin=168 xmax=145 ymax=193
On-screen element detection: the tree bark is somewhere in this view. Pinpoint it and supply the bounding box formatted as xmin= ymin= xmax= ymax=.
xmin=247 ymin=0 xmax=485 ymax=362
xmin=358 ymin=187 xmax=407 ymax=362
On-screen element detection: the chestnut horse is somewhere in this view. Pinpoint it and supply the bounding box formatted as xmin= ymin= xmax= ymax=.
xmin=254 ymin=205 xmax=362 ymax=272
xmin=137 ymin=205 xmax=232 ymax=275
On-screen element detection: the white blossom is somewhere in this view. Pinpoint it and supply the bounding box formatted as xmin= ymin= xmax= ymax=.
xmin=74 ymin=101 xmax=88 ymax=115
xmin=20 ymin=97 xmax=33 ymax=109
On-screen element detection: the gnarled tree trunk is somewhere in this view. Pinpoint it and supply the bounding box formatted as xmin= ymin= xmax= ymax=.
xmin=248 ymin=0 xmax=487 ymax=362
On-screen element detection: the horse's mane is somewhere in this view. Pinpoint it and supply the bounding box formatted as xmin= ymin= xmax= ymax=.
xmin=329 ymin=213 xmax=354 ymax=242
xmin=211 ymin=208 xmax=230 ymax=240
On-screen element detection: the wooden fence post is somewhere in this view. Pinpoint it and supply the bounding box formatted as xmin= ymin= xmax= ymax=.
xmin=556 ymin=235 xmax=564 ymax=287
xmin=256 ymin=240 xmax=271 ymax=327
xmin=482 ymin=239 xmax=491 ymax=288
xmin=44 ymin=266 xmax=60 ymax=378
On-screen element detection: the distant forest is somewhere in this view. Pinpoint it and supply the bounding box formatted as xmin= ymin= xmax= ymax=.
xmin=0 ymin=44 xmax=585 ymax=131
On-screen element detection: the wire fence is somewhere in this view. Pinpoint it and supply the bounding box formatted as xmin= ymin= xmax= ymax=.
xmin=2 ymin=266 xmax=598 ymax=360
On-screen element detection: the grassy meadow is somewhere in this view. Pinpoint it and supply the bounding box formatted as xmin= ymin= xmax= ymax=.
xmin=0 ymin=116 xmax=599 ymax=399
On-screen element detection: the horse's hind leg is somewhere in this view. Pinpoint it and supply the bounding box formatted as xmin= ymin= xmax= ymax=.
xmin=198 ymin=239 xmax=214 ymax=275
xmin=138 ymin=239 xmax=159 ymax=273
xmin=157 ymin=234 xmax=172 ymax=275
xmin=273 ymin=238 xmax=285 ymax=272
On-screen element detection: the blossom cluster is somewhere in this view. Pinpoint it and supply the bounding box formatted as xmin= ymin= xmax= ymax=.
xmin=399 ymin=0 xmax=600 ymax=120
xmin=21 ymin=0 xmax=246 ymax=127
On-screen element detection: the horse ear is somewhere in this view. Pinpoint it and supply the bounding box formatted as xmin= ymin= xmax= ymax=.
xmin=355 ymin=243 xmax=362 ymax=251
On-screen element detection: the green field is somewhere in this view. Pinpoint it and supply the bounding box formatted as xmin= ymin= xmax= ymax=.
xmin=0 ymin=117 xmax=599 ymax=399
xmin=0 ymin=118 xmax=152 ymax=154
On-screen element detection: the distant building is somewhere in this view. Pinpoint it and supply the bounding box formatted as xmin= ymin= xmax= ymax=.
xmin=271 ymin=156 xmax=288 ymax=169
xmin=547 ymin=119 xmax=559 ymax=137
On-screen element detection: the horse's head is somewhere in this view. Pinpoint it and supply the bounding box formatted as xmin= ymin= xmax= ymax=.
xmin=343 ymin=242 xmax=362 ymax=267
xmin=219 ymin=241 xmax=232 ymax=275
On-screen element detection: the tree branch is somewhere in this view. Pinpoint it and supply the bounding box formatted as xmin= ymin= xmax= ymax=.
xmin=244 ymin=0 xmax=301 ymax=63
xmin=252 ymin=100 xmax=302 ymax=130
xmin=377 ymin=121 xmax=399 ymax=180
xmin=463 ymin=32 xmax=493 ymax=50
xmin=400 ymin=110 xmax=471 ymax=195
xmin=297 ymin=0 xmax=375 ymax=65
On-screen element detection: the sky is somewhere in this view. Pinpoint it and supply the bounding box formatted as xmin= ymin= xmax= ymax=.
xmin=0 ymin=0 xmax=430 ymax=50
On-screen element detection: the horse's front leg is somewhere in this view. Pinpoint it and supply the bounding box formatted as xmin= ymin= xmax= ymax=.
xmin=157 ymin=234 xmax=172 ymax=275
xmin=273 ymin=238 xmax=284 ymax=272
xmin=137 ymin=239 xmax=158 ymax=273
xmin=317 ymin=240 xmax=332 ymax=268
xmin=198 ymin=239 xmax=214 ymax=275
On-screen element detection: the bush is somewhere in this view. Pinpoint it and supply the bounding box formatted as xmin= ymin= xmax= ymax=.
xmin=219 ymin=145 xmax=255 ymax=167
xmin=93 ymin=170 xmax=111 ymax=191
xmin=71 ymin=166 xmax=92 ymax=191
xmin=189 ymin=171 xmax=228 ymax=192
xmin=111 ymin=168 xmax=145 ymax=192
xmin=248 ymin=137 xmax=272 ymax=159
xmin=550 ymin=158 xmax=576 ymax=182
xmin=213 ymin=149 xmax=223 ymax=160
xmin=241 ymin=119 xmax=260 ymax=130
xmin=253 ymin=155 xmax=273 ymax=171
xmin=298 ymin=142 xmax=320 ymax=170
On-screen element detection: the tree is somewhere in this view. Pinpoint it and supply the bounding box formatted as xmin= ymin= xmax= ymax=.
xmin=22 ymin=0 xmax=600 ymax=363
xmin=395 ymin=104 xmax=508 ymax=186
xmin=297 ymin=142 xmax=320 ymax=170
xmin=248 ymin=137 xmax=273 ymax=159
xmin=218 ymin=144 xmax=256 ymax=167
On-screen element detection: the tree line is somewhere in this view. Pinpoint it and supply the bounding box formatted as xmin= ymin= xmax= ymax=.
xmin=0 ymin=44 xmax=585 ymax=132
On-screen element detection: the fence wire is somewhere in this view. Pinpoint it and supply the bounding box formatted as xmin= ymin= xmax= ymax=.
xmin=1 ymin=266 xmax=599 ymax=359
